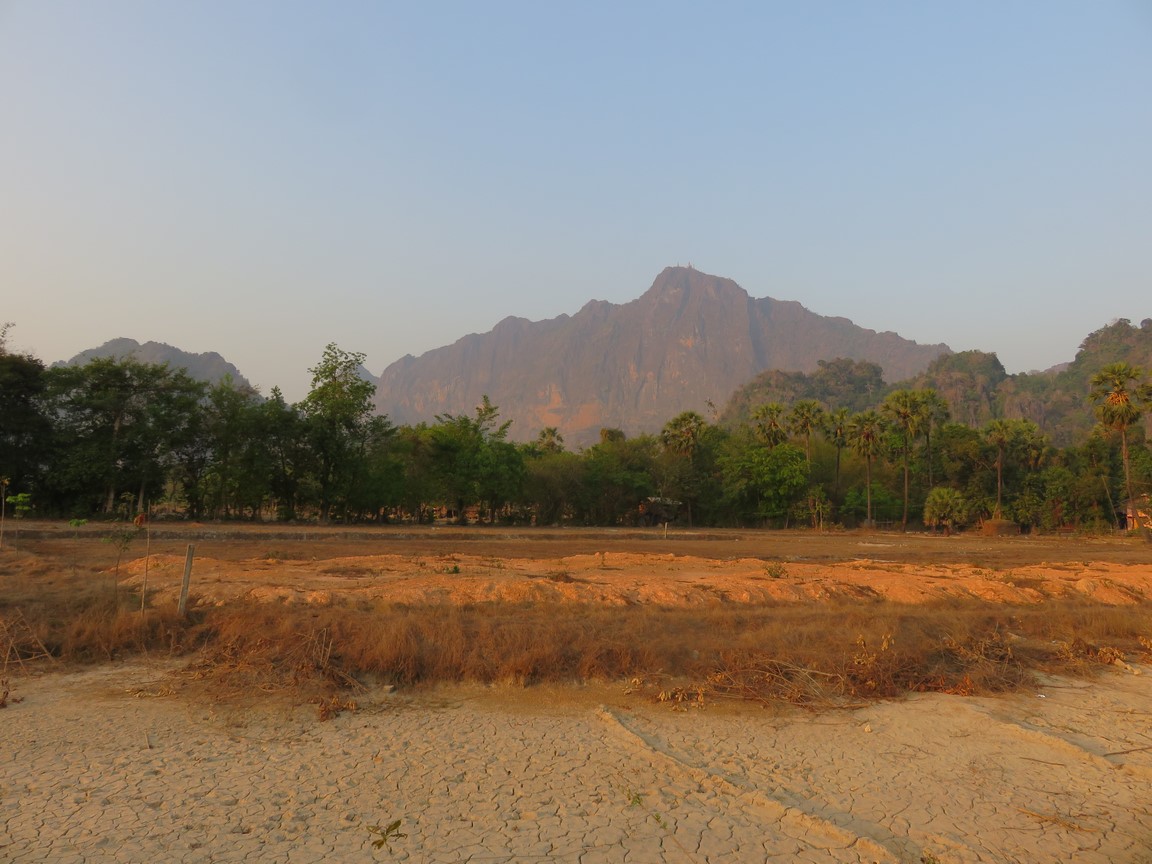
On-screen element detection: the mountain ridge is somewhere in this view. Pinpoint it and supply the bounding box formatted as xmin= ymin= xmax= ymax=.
xmin=373 ymin=266 xmax=951 ymax=444
xmin=55 ymin=338 xmax=255 ymax=389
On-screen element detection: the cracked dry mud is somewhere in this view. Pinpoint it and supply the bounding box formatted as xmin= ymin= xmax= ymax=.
xmin=3 ymin=659 xmax=1151 ymax=863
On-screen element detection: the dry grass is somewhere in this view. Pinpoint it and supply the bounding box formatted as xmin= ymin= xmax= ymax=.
xmin=3 ymin=545 xmax=1150 ymax=711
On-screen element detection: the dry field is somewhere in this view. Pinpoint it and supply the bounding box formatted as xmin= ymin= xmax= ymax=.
xmin=4 ymin=521 xmax=1152 ymax=691
xmin=2 ymin=523 xmax=1152 ymax=863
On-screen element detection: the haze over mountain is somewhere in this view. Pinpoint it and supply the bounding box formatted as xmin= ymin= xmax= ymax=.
xmin=373 ymin=267 xmax=950 ymax=444
xmin=56 ymin=338 xmax=254 ymax=389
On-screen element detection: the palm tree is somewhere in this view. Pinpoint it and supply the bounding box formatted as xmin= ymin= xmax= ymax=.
xmin=825 ymin=407 xmax=850 ymax=494
xmin=660 ymin=411 xmax=705 ymax=458
xmin=923 ymin=486 xmax=968 ymax=536
xmin=789 ymin=400 xmax=825 ymax=466
xmin=535 ymin=427 xmax=565 ymax=454
xmin=660 ymin=411 xmax=707 ymax=525
xmin=983 ymin=419 xmax=1014 ymax=519
xmin=1089 ymin=362 xmax=1151 ymax=527
xmin=849 ymin=411 xmax=884 ymax=528
xmin=751 ymin=403 xmax=788 ymax=448
xmin=881 ymin=390 xmax=923 ymax=531
xmin=917 ymin=389 xmax=950 ymax=488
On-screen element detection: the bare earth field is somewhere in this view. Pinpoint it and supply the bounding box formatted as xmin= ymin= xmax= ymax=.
xmin=2 ymin=524 xmax=1152 ymax=863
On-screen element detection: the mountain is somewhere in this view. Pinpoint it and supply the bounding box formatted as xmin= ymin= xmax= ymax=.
xmin=374 ymin=266 xmax=950 ymax=444
xmin=57 ymin=338 xmax=254 ymax=389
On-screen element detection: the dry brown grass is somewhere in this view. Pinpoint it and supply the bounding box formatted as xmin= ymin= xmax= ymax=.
xmin=3 ymin=543 xmax=1150 ymax=710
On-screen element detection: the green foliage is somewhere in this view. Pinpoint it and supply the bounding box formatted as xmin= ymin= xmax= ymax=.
xmin=720 ymin=437 xmax=807 ymax=524
xmin=40 ymin=357 xmax=206 ymax=516
xmin=842 ymin=483 xmax=902 ymax=526
xmin=763 ymin=561 xmax=789 ymax=579
xmin=522 ymin=450 xmax=584 ymax=525
xmin=722 ymin=357 xmax=887 ymax=424
xmin=5 ymin=492 xmax=32 ymax=518
xmin=751 ymin=402 xmax=789 ymax=448
xmin=12 ymin=336 xmax=1152 ymax=535
xmin=428 ymin=396 xmax=523 ymax=523
xmin=789 ymin=400 xmax=826 ymax=464
xmin=580 ymin=432 xmax=658 ymax=525
xmin=300 ymin=344 xmax=378 ymax=522
xmin=366 ymin=818 xmax=406 ymax=852
xmin=910 ymin=350 xmax=1007 ymax=428
xmin=923 ymin=487 xmax=968 ymax=533
xmin=0 ymin=348 xmax=49 ymax=494
xmin=1088 ymin=362 xmax=1151 ymax=514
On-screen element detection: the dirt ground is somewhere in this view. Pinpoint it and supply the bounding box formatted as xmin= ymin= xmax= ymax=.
xmin=4 ymin=522 xmax=1152 ymax=863
xmin=7 ymin=521 xmax=1152 ymax=609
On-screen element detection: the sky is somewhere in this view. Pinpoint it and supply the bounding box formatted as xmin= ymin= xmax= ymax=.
xmin=1 ymin=2 xmax=1150 ymax=401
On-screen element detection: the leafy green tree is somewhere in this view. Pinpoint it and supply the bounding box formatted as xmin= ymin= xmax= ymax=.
xmin=579 ymin=431 xmax=657 ymax=525
xmin=197 ymin=376 xmax=263 ymax=518
xmin=477 ymin=436 xmax=525 ymax=522
xmin=299 ymin=344 xmax=378 ymax=522
xmin=848 ymin=411 xmax=885 ymax=528
xmin=430 ymin=396 xmax=519 ymax=522
xmin=719 ymin=432 xmax=807 ymax=525
xmin=523 ymin=449 xmax=584 ymax=525
xmin=348 ymin=416 xmax=403 ymax=521
xmin=0 ymin=340 xmax=49 ymax=496
xmin=1089 ymin=362 xmax=1151 ymax=523
xmin=980 ymin=418 xmax=1046 ymax=522
xmin=43 ymin=357 xmax=205 ymax=515
xmin=260 ymin=387 xmax=309 ymax=520
xmin=842 ymin=483 xmax=901 ymax=527
xmin=393 ymin=424 xmax=439 ymax=523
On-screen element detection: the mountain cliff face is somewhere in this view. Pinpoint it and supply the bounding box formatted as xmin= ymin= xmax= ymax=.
xmin=57 ymin=338 xmax=254 ymax=389
xmin=374 ymin=267 xmax=950 ymax=444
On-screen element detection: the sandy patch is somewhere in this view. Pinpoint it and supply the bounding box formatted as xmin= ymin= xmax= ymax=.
xmin=2 ymin=661 xmax=1150 ymax=863
xmin=117 ymin=551 xmax=1152 ymax=609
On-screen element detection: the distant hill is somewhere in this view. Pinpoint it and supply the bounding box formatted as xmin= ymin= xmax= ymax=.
xmin=57 ymin=338 xmax=254 ymax=389
xmin=719 ymin=358 xmax=891 ymax=425
xmin=374 ymin=266 xmax=950 ymax=444
xmin=998 ymin=318 xmax=1152 ymax=445
xmin=720 ymin=318 xmax=1152 ymax=447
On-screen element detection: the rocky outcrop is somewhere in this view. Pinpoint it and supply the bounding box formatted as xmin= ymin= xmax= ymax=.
xmin=374 ymin=266 xmax=950 ymax=444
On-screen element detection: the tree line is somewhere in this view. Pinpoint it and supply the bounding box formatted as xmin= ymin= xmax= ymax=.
xmin=2 ymin=332 xmax=1149 ymax=531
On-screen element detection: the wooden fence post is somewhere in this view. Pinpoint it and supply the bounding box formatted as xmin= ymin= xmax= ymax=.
xmin=177 ymin=544 xmax=195 ymax=618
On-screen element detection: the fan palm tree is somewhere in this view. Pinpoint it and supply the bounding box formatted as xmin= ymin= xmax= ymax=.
xmin=825 ymin=407 xmax=851 ymax=494
xmin=660 ymin=411 xmax=705 ymax=458
xmin=982 ymin=418 xmax=1014 ymax=519
xmin=789 ymin=400 xmax=825 ymax=466
xmin=849 ymin=411 xmax=885 ymax=528
xmin=751 ymin=403 xmax=788 ymax=448
xmin=1089 ymin=362 xmax=1151 ymax=526
xmin=660 ymin=411 xmax=707 ymax=525
xmin=881 ymin=390 xmax=923 ymax=530
xmin=917 ymin=389 xmax=950 ymax=488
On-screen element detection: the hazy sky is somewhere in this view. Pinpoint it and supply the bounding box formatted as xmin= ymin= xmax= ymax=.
xmin=2 ymin=2 xmax=1149 ymax=401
